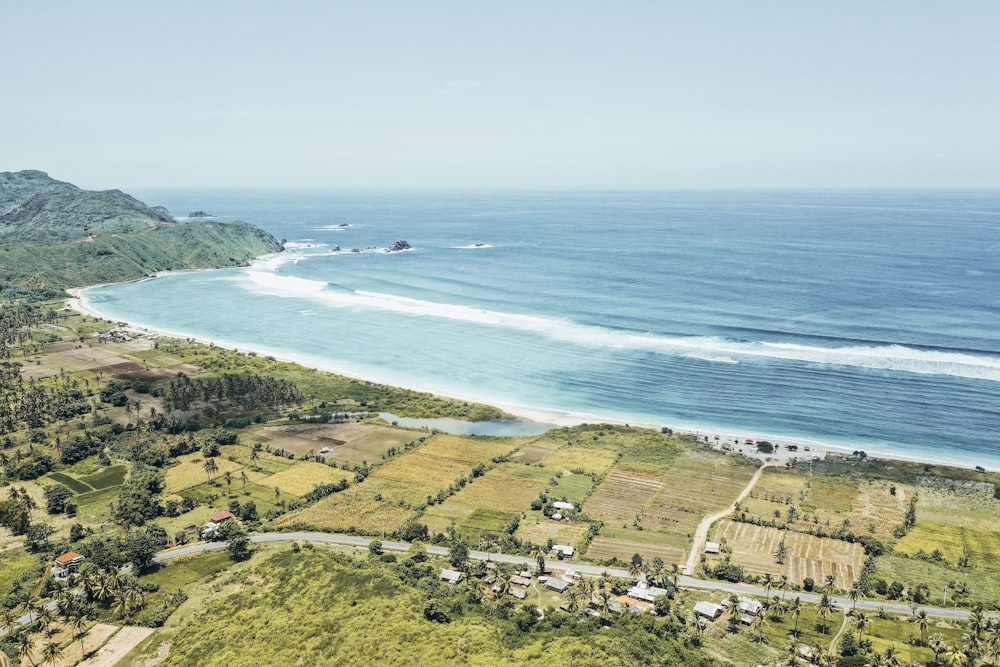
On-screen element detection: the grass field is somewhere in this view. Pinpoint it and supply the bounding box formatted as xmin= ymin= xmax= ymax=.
xmin=641 ymin=451 xmax=757 ymax=535
xmin=274 ymin=484 xmax=418 ymax=533
xmin=47 ymin=471 xmax=93 ymax=493
xmin=252 ymin=422 xmax=424 ymax=464
xmin=80 ymin=464 xmax=128 ymax=489
xmin=873 ymin=554 xmax=1000 ymax=608
xmin=585 ymin=468 xmax=663 ymax=526
xmin=546 ymin=471 xmax=596 ymax=505
xmin=420 ymin=463 xmax=550 ymax=537
xmin=258 ymin=461 xmax=351 ymax=497
xmin=165 ymin=453 xmax=247 ymax=494
xmin=515 ymin=520 xmax=590 ymax=550
xmin=711 ymin=520 xmax=866 ymax=589
xmin=539 ymin=445 xmax=619 ymax=475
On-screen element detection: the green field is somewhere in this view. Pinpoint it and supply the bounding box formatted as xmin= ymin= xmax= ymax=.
xmin=47 ymin=471 xmax=94 ymax=493
xmin=80 ymin=464 xmax=128 ymax=489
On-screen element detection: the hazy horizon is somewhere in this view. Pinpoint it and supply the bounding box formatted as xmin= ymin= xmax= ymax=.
xmin=2 ymin=1 xmax=998 ymax=191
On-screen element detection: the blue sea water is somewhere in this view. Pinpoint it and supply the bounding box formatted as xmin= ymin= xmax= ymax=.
xmin=81 ymin=190 xmax=1000 ymax=467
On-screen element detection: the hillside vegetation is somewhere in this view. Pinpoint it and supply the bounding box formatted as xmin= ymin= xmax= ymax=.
xmin=0 ymin=170 xmax=282 ymax=298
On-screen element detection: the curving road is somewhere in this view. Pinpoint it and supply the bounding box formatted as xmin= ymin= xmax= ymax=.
xmin=154 ymin=531 xmax=977 ymax=621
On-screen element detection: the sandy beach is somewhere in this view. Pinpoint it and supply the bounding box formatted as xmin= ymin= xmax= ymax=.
xmin=63 ymin=287 xmax=988 ymax=472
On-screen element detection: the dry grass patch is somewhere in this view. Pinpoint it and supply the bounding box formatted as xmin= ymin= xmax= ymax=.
xmin=641 ymin=451 xmax=757 ymax=535
xmin=275 ymin=485 xmax=416 ymax=534
xmin=252 ymin=422 xmax=424 ymax=463
xmin=711 ymin=520 xmax=865 ymax=589
xmin=584 ymin=469 xmax=663 ymax=526
xmin=585 ymin=536 xmax=685 ymax=564
xmin=515 ymin=520 xmax=589 ymax=550
xmin=164 ymin=453 xmax=244 ymax=494
xmin=541 ymin=446 xmax=619 ymax=475
xmin=849 ymin=479 xmax=914 ymax=541
xmin=259 ymin=461 xmax=351 ymax=497
xmin=420 ymin=464 xmax=550 ymax=535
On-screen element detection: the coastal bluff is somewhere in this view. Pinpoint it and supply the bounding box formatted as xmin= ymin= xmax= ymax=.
xmin=0 ymin=170 xmax=282 ymax=298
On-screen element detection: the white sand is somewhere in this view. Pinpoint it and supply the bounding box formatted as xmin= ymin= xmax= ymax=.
xmin=64 ymin=289 xmax=988 ymax=472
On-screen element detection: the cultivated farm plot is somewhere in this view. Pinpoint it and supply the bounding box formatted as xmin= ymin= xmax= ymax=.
xmin=585 ymin=536 xmax=686 ymax=565
xmin=253 ymin=422 xmax=424 ymax=463
xmin=258 ymin=461 xmax=351 ymax=497
xmin=420 ymin=463 xmax=550 ymax=536
xmin=895 ymin=521 xmax=1000 ymax=569
xmin=541 ymin=445 xmax=619 ymax=476
xmin=275 ymin=484 xmax=417 ymax=534
xmin=515 ymin=520 xmax=589 ymax=551
xmin=584 ymin=468 xmax=663 ymax=526
xmin=547 ymin=472 xmax=595 ymax=505
xmin=911 ymin=481 xmax=1000 ymax=532
xmin=641 ymin=451 xmax=757 ymax=535
xmin=711 ymin=520 xmax=865 ymax=588
xmin=164 ymin=453 xmax=245 ymax=494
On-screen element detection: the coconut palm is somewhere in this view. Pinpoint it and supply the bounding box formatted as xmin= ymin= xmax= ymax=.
xmin=910 ymin=608 xmax=929 ymax=645
xmin=494 ymin=564 xmax=511 ymax=599
xmin=847 ymin=581 xmax=863 ymax=610
xmin=71 ymin=614 xmax=89 ymax=661
xmin=928 ymin=633 xmax=947 ymax=662
xmin=762 ymin=572 xmax=774 ymax=599
xmin=789 ymin=597 xmax=802 ymax=638
xmin=778 ymin=574 xmax=789 ymax=601
xmin=41 ymin=640 xmax=61 ymax=667
xmin=816 ymin=592 xmax=836 ymax=634
xmin=670 ymin=563 xmax=682 ymax=590
xmin=881 ymin=645 xmax=901 ymax=667
xmin=853 ymin=610 xmax=870 ymax=641
xmin=942 ymin=644 xmax=969 ymax=666
xmin=986 ymin=624 xmax=1000 ymax=666
xmin=18 ymin=632 xmax=38 ymax=667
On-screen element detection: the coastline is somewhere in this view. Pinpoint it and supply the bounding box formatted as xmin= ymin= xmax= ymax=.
xmin=64 ymin=283 xmax=994 ymax=473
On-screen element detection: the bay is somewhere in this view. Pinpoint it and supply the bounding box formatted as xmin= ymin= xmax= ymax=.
xmin=82 ymin=189 xmax=1000 ymax=467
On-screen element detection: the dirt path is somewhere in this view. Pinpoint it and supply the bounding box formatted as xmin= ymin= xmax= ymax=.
xmin=683 ymin=462 xmax=769 ymax=575
xmin=828 ymin=612 xmax=850 ymax=656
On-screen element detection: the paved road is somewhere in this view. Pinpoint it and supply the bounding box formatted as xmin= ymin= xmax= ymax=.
xmin=155 ymin=531 xmax=976 ymax=621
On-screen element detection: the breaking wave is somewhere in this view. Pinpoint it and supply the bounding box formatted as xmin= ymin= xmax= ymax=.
xmin=240 ymin=269 xmax=1000 ymax=382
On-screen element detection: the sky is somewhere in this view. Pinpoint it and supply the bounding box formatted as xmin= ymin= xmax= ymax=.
xmin=1 ymin=1 xmax=998 ymax=190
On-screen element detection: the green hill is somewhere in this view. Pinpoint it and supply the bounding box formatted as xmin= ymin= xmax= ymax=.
xmin=0 ymin=171 xmax=283 ymax=298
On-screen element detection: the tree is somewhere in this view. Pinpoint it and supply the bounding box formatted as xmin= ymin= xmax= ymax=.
xmin=368 ymin=539 xmax=383 ymax=557
xmin=18 ymin=632 xmax=37 ymax=667
xmin=215 ymin=519 xmax=251 ymax=561
xmin=125 ymin=525 xmax=168 ymax=573
xmin=224 ymin=470 xmax=233 ymax=493
xmin=449 ymin=541 xmax=469 ymax=570
xmin=789 ymin=597 xmax=802 ymax=637
xmin=204 ymin=458 xmax=218 ymax=480
xmin=853 ymin=610 xmax=870 ymax=641
xmin=71 ymin=614 xmax=89 ymax=661
xmin=816 ymin=593 xmax=835 ymax=634
xmin=910 ymin=608 xmax=929 ymax=645
xmin=628 ymin=553 xmax=644 ymax=579
xmin=42 ymin=641 xmax=62 ymax=667
xmin=43 ymin=484 xmax=73 ymax=514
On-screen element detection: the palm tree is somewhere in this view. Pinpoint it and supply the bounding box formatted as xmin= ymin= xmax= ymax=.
xmin=847 ymin=581 xmax=863 ymax=610
xmin=751 ymin=612 xmax=767 ymax=643
xmin=789 ymin=597 xmax=802 ymax=638
xmin=762 ymin=572 xmax=774 ymax=599
xmin=41 ymin=640 xmax=61 ymax=667
xmin=928 ymin=633 xmax=947 ymax=663
xmin=853 ymin=610 xmax=870 ymax=641
xmin=494 ymin=564 xmax=511 ymax=599
xmin=598 ymin=589 xmax=613 ymax=616
xmin=71 ymin=614 xmax=89 ymax=661
xmin=204 ymin=457 xmax=218 ymax=480
xmin=565 ymin=588 xmax=581 ymax=616
xmin=942 ymin=644 xmax=969 ymax=666
xmin=986 ymin=624 xmax=1000 ymax=667
xmin=770 ymin=594 xmax=787 ymax=620
xmin=815 ymin=592 xmax=835 ymax=634
xmin=824 ymin=574 xmax=836 ymax=593
xmin=224 ymin=470 xmax=233 ymax=493
xmin=882 ymin=645 xmax=901 ymax=667
xmin=779 ymin=574 xmax=789 ymax=601
xmin=969 ymin=605 xmax=988 ymax=640
xmin=910 ymin=608 xmax=929 ymax=645
xmin=650 ymin=556 xmax=665 ymax=587
xmin=670 ymin=563 xmax=681 ymax=590
xmin=18 ymin=632 xmax=38 ymax=667
xmin=241 ymin=469 xmax=248 ymax=492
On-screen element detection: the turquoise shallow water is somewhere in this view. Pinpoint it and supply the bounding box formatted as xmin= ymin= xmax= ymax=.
xmin=83 ymin=189 xmax=1000 ymax=467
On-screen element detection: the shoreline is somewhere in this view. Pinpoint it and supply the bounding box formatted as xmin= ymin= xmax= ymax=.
xmin=65 ymin=284 xmax=995 ymax=474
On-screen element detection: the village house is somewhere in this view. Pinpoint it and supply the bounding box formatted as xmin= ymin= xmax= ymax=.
xmin=693 ymin=600 xmax=724 ymax=621
xmin=552 ymin=501 xmax=574 ymax=511
xmin=626 ymin=583 xmax=672 ymax=603
xmin=704 ymin=541 xmax=721 ymax=555
xmin=52 ymin=551 xmax=85 ymax=578
xmin=551 ymin=544 xmax=574 ymax=558
xmin=440 ymin=568 xmax=464 ymax=584
xmin=543 ymin=577 xmax=569 ymax=594
xmin=202 ymin=509 xmax=237 ymax=539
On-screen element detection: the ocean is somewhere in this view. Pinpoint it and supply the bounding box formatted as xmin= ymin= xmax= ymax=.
xmin=80 ymin=189 xmax=1000 ymax=467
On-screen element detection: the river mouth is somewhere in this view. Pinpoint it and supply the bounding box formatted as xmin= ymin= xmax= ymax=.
xmin=379 ymin=413 xmax=556 ymax=436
